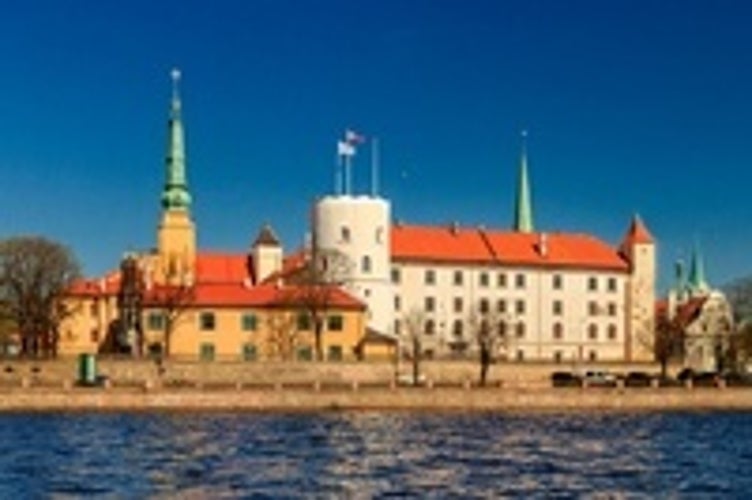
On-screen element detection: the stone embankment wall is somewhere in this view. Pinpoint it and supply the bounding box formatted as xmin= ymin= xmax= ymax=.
xmin=0 ymin=358 xmax=666 ymax=388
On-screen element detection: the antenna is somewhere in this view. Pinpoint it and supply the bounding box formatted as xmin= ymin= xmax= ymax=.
xmin=371 ymin=137 xmax=380 ymax=196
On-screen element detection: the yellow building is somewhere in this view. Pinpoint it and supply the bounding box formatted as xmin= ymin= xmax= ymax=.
xmin=62 ymin=70 xmax=368 ymax=361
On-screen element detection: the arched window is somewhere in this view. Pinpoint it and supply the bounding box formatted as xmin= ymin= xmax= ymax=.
xmin=361 ymin=255 xmax=371 ymax=273
xmin=425 ymin=319 xmax=435 ymax=335
xmin=498 ymin=321 xmax=507 ymax=337
xmin=341 ymin=226 xmax=351 ymax=243
xmin=375 ymin=226 xmax=384 ymax=244
xmin=588 ymin=324 xmax=598 ymax=340
xmin=607 ymin=324 xmax=617 ymax=340
xmin=553 ymin=322 xmax=563 ymax=340
xmin=452 ymin=320 xmax=463 ymax=337
xmin=516 ymin=322 xmax=526 ymax=338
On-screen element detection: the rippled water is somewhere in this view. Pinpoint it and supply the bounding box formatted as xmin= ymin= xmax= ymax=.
xmin=0 ymin=411 xmax=749 ymax=497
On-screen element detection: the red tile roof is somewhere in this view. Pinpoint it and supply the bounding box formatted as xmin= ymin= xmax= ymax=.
xmin=656 ymin=297 xmax=707 ymax=328
xmin=391 ymin=224 xmax=629 ymax=271
xmin=68 ymin=251 xmax=363 ymax=310
xmin=621 ymin=215 xmax=654 ymax=247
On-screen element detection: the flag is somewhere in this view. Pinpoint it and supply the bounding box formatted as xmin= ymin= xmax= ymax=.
xmin=337 ymin=140 xmax=355 ymax=157
xmin=345 ymin=129 xmax=366 ymax=144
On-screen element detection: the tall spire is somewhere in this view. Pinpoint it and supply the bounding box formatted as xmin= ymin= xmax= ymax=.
xmin=161 ymin=68 xmax=192 ymax=211
xmin=513 ymin=130 xmax=534 ymax=233
xmin=688 ymin=242 xmax=709 ymax=295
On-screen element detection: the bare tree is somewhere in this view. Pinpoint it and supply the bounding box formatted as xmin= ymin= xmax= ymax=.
xmin=402 ymin=308 xmax=426 ymax=386
xmin=653 ymin=314 xmax=685 ymax=379
xmin=468 ymin=304 xmax=509 ymax=387
xmin=287 ymin=248 xmax=352 ymax=361
xmin=0 ymin=236 xmax=80 ymax=358
xmin=143 ymin=280 xmax=194 ymax=358
xmin=265 ymin=309 xmax=299 ymax=361
xmin=724 ymin=276 xmax=752 ymax=324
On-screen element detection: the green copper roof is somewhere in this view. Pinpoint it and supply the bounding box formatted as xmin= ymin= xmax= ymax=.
xmin=688 ymin=243 xmax=709 ymax=294
xmin=513 ymin=132 xmax=534 ymax=233
xmin=161 ymin=68 xmax=192 ymax=211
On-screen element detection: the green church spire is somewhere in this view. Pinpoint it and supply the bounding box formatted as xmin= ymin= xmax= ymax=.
xmin=688 ymin=242 xmax=709 ymax=294
xmin=513 ymin=130 xmax=534 ymax=233
xmin=161 ymin=68 xmax=192 ymax=211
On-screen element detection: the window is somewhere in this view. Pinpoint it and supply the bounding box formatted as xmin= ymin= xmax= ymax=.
xmin=424 ymin=297 xmax=435 ymax=313
xmin=242 ymin=343 xmax=257 ymax=361
xmin=554 ymin=351 xmax=563 ymax=363
xmin=391 ymin=268 xmax=401 ymax=284
xmin=453 ymin=270 xmax=463 ymax=286
xmin=297 ymin=346 xmax=313 ymax=361
xmin=479 ymin=272 xmax=489 ymax=287
xmin=589 ymin=350 xmax=598 ymax=362
xmin=588 ymin=324 xmax=598 ymax=340
xmin=394 ymin=320 xmax=401 ymax=335
xmin=241 ymin=313 xmax=257 ymax=331
xmin=608 ymin=303 xmax=617 ymax=317
xmin=328 ymin=345 xmax=343 ymax=361
xmin=553 ymin=300 xmax=563 ymax=316
xmin=516 ymin=349 xmax=525 ymax=362
xmin=425 ymin=320 xmax=436 ymax=335
xmin=498 ymin=321 xmax=507 ymax=337
xmin=515 ymin=274 xmax=526 ymax=289
xmin=516 ymin=300 xmax=526 ymax=315
xmin=90 ymin=301 xmax=98 ymax=318
xmin=375 ymin=227 xmax=384 ymax=244
xmin=199 ymin=312 xmax=216 ymax=331
xmin=147 ymin=312 xmax=165 ymax=331
xmin=327 ymin=315 xmax=344 ymax=331
xmin=553 ymin=274 xmax=563 ymax=290
xmin=497 ymin=273 xmax=507 ymax=288
xmin=516 ymin=322 xmax=526 ymax=338
xmin=341 ymin=226 xmax=351 ymax=243
xmin=425 ymin=269 xmax=436 ymax=285
xmin=453 ymin=297 xmax=463 ymax=313
xmin=497 ymin=299 xmax=507 ymax=314
xmin=297 ymin=313 xmax=312 ymax=331
xmin=479 ymin=298 xmax=489 ymax=314
xmin=608 ymin=324 xmax=618 ymax=340
xmin=200 ymin=343 xmax=215 ymax=361
xmin=588 ymin=277 xmax=598 ymax=291
xmin=394 ymin=296 xmax=401 ymax=311
xmin=423 ymin=349 xmax=435 ymax=360
xmin=553 ymin=322 xmax=563 ymax=340
xmin=361 ymin=255 xmax=372 ymax=273
xmin=452 ymin=320 xmax=463 ymax=337
xmin=608 ymin=277 xmax=617 ymax=292
xmin=90 ymin=328 xmax=99 ymax=343
xmin=588 ymin=301 xmax=599 ymax=316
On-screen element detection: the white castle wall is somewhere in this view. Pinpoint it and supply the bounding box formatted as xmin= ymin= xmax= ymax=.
xmin=314 ymin=196 xmax=394 ymax=335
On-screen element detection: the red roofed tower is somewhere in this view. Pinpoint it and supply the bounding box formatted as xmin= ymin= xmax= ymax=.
xmin=620 ymin=214 xmax=656 ymax=361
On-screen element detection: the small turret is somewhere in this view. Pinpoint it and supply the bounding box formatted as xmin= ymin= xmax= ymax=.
xmin=687 ymin=243 xmax=710 ymax=296
xmin=252 ymin=224 xmax=282 ymax=284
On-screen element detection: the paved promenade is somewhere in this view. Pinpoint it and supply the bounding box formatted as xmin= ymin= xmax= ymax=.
xmin=1 ymin=385 xmax=751 ymax=412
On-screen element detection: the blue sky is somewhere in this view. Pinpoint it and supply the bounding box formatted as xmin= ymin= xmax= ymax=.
xmin=0 ymin=0 xmax=750 ymax=291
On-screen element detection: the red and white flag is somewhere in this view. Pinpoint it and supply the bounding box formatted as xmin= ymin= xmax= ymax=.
xmin=345 ymin=129 xmax=366 ymax=144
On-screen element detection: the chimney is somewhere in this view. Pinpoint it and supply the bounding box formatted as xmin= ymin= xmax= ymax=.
xmin=538 ymin=232 xmax=548 ymax=258
xmin=450 ymin=221 xmax=459 ymax=235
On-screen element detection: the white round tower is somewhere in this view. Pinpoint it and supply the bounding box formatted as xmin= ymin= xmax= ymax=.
xmin=314 ymin=195 xmax=394 ymax=335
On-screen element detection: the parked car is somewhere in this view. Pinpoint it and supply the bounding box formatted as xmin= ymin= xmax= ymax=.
xmin=583 ymin=370 xmax=618 ymax=387
xmin=624 ymin=371 xmax=652 ymax=388
xmin=692 ymin=372 xmax=719 ymax=387
xmin=551 ymin=371 xmax=581 ymax=388
xmin=723 ymin=372 xmax=752 ymax=387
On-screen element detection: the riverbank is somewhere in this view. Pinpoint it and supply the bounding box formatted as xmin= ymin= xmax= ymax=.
xmin=1 ymin=386 xmax=752 ymax=412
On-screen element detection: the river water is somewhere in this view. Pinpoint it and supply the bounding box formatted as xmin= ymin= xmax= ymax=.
xmin=0 ymin=411 xmax=749 ymax=497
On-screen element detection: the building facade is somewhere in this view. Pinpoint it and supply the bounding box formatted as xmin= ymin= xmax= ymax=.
xmin=313 ymin=141 xmax=657 ymax=363
xmin=61 ymin=71 xmax=368 ymax=361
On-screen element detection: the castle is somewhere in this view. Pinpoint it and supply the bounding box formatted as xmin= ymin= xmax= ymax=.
xmin=62 ymin=70 xmax=657 ymax=364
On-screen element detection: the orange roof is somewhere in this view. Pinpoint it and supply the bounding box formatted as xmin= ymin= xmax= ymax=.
xmin=621 ymin=215 xmax=654 ymax=247
xmin=195 ymin=252 xmax=250 ymax=283
xmin=391 ymin=224 xmax=493 ymax=263
xmin=391 ymin=224 xmax=629 ymax=271
xmin=143 ymin=282 xmax=364 ymax=309
xmin=656 ymin=297 xmax=707 ymax=328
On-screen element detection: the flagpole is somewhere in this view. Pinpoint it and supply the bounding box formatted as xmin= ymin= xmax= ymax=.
xmin=371 ymin=137 xmax=379 ymax=197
